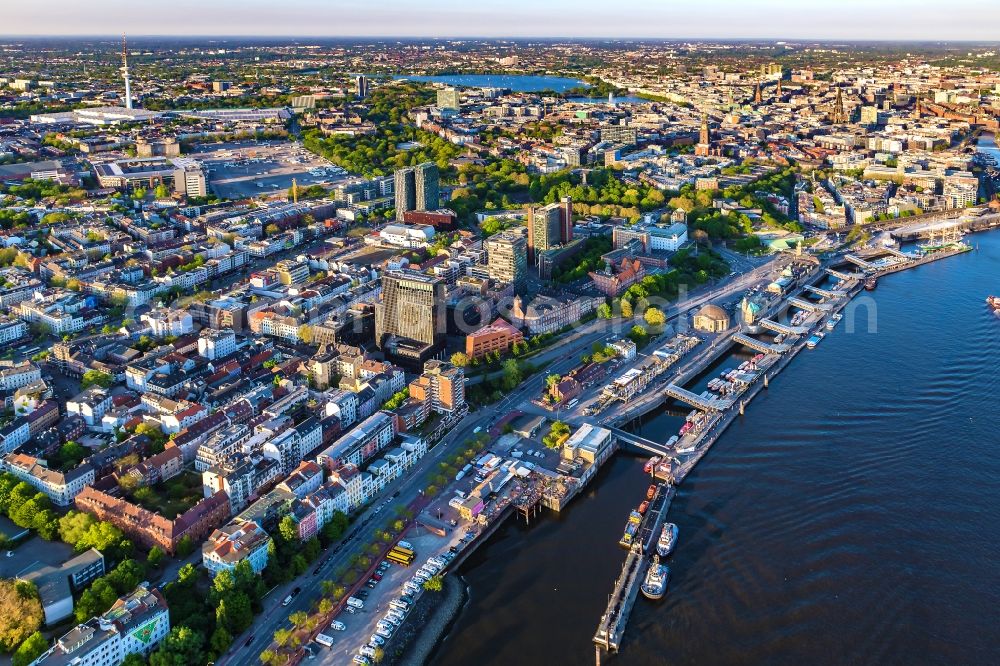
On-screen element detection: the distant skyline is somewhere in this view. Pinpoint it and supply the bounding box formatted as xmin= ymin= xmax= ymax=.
xmin=3 ymin=0 xmax=1000 ymax=41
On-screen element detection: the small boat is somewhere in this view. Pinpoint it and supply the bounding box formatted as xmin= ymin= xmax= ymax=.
xmin=657 ymin=523 xmax=678 ymax=557
xmin=638 ymin=501 xmax=649 ymax=515
xmin=806 ymin=335 xmax=821 ymax=349
xmin=643 ymin=456 xmax=660 ymax=474
xmin=825 ymin=318 xmax=837 ymax=331
xmin=646 ymin=484 xmax=657 ymax=500
xmin=988 ymin=296 xmax=1000 ymax=312
xmin=865 ymin=276 xmax=877 ymax=290
xmin=619 ymin=511 xmax=643 ymax=547
xmin=641 ymin=555 xmax=670 ymax=600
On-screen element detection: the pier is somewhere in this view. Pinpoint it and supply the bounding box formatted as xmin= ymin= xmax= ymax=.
xmin=594 ymin=485 xmax=675 ymax=657
xmin=591 ymin=240 xmax=981 ymax=663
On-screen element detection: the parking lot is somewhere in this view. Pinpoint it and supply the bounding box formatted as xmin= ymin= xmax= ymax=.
xmin=316 ymin=529 xmax=467 ymax=665
xmin=188 ymin=140 xmax=349 ymax=199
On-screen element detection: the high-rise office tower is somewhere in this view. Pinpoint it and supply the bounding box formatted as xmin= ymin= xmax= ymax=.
xmin=415 ymin=162 xmax=440 ymax=211
xmin=437 ymin=87 xmax=460 ymax=111
xmin=559 ymin=196 xmax=573 ymax=245
xmin=485 ymin=231 xmax=527 ymax=291
xmin=356 ymin=75 xmax=369 ymax=99
xmin=394 ymin=167 xmax=416 ymax=221
xmin=526 ymin=197 xmax=573 ymax=266
xmin=375 ymin=270 xmax=445 ymax=350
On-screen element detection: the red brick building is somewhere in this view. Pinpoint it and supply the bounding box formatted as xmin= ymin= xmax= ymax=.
xmin=74 ymin=486 xmax=230 ymax=555
xmin=465 ymin=318 xmax=524 ymax=360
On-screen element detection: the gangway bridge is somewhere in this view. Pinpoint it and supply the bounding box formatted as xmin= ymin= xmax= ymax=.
xmin=609 ymin=428 xmax=672 ymax=457
xmin=844 ymin=254 xmax=875 ymax=270
xmin=663 ymin=383 xmax=734 ymax=411
xmin=879 ymin=246 xmax=915 ymax=260
xmin=731 ymin=332 xmax=791 ymax=355
xmin=594 ymin=545 xmax=645 ymax=654
xmin=787 ymin=296 xmax=833 ymax=313
xmin=825 ymin=268 xmax=860 ymax=282
xmin=802 ymin=284 xmax=845 ymax=299
xmin=758 ymin=318 xmax=809 ymax=336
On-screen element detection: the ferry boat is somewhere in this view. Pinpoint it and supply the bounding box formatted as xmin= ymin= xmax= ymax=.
xmin=865 ymin=276 xmax=878 ymax=291
xmin=657 ymin=523 xmax=678 ymax=557
xmin=641 ymin=555 xmax=670 ymax=600
xmin=987 ymin=296 xmax=1000 ymax=312
xmin=643 ymin=456 xmax=660 ymax=474
xmin=619 ymin=511 xmax=643 ymax=547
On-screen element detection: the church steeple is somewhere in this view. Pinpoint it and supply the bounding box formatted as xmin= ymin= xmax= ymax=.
xmin=753 ymin=80 xmax=763 ymax=105
xmin=832 ymin=86 xmax=846 ymax=124
xmin=695 ymin=113 xmax=712 ymax=157
xmin=775 ymin=77 xmax=782 ymax=98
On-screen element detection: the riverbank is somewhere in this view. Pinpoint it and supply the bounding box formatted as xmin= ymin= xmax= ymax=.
xmin=393 ymin=575 xmax=466 ymax=666
xmin=431 ymin=229 xmax=1000 ymax=666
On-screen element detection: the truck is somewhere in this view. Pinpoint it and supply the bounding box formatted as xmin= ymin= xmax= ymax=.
xmin=315 ymin=634 xmax=335 ymax=648
xmin=346 ymin=596 xmax=364 ymax=609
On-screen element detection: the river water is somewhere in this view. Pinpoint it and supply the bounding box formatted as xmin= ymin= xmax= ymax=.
xmin=432 ymin=230 xmax=1000 ymax=666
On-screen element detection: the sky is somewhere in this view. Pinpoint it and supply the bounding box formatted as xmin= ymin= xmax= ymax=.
xmin=4 ymin=0 xmax=1000 ymax=40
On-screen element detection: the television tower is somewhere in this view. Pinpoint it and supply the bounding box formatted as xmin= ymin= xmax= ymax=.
xmin=121 ymin=33 xmax=133 ymax=110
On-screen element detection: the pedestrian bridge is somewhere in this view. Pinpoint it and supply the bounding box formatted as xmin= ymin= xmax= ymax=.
xmin=609 ymin=427 xmax=672 ymax=457
xmin=788 ymin=296 xmax=833 ymax=313
xmin=731 ymin=332 xmax=791 ymax=355
xmin=663 ymin=383 xmax=735 ymax=411
xmin=844 ymin=254 xmax=875 ymax=270
xmin=803 ymin=284 xmax=845 ymax=299
xmin=826 ymin=268 xmax=860 ymax=282
xmin=879 ymin=246 xmax=916 ymax=260
xmin=758 ymin=318 xmax=809 ymax=336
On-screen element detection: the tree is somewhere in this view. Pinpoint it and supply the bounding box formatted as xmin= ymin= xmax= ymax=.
xmin=449 ymin=352 xmax=470 ymax=367
xmin=147 ymin=546 xmax=165 ymax=569
xmin=644 ymin=307 xmax=666 ymax=328
xmin=0 ymin=581 xmax=42 ymax=652
xmin=620 ymin=299 xmax=634 ymax=318
xmin=278 ymin=515 xmax=299 ymax=543
xmin=217 ymin=592 xmax=253 ymax=634
xmin=500 ymin=358 xmax=523 ymax=391
xmin=75 ymin=578 xmax=119 ymax=622
xmin=597 ymin=302 xmax=613 ymax=319
xmin=149 ymin=626 xmax=205 ymax=666
xmin=175 ymin=535 xmax=195 ymax=558
xmin=121 ymin=655 xmax=146 ymax=666
xmin=298 ymin=324 xmax=313 ymax=344
xmin=12 ymin=631 xmax=47 ymax=666
xmin=105 ymin=559 xmax=143 ymax=594
xmin=80 ymin=370 xmax=113 ymax=389
xmin=422 ymin=575 xmax=444 ymax=593
xmin=154 ymin=183 xmax=171 ymax=199
xmin=209 ymin=626 xmax=232 ymax=655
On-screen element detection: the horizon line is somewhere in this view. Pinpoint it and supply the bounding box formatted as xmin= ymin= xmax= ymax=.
xmin=2 ymin=34 xmax=1000 ymax=44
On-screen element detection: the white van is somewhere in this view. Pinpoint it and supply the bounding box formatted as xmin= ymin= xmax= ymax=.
xmin=315 ymin=634 xmax=335 ymax=647
xmin=346 ymin=597 xmax=364 ymax=609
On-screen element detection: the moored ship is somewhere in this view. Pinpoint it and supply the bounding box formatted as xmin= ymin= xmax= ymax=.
xmin=657 ymin=523 xmax=678 ymax=557
xmin=641 ymin=554 xmax=670 ymax=600
xmin=988 ymin=295 xmax=1000 ymax=311
xmin=865 ymin=276 xmax=878 ymax=290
